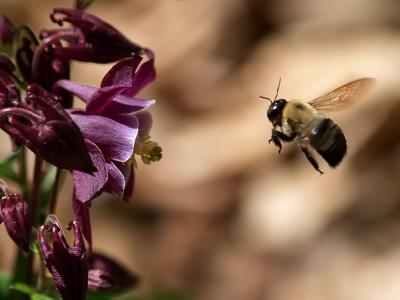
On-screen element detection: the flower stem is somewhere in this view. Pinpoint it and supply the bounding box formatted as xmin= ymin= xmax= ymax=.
xmin=31 ymin=156 xmax=43 ymax=228
xmin=49 ymin=168 xmax=61 ymax=214
xmin=11 ymin=250 xmax=30 ymax=300
xmin=26 ymin=156 xmax=43 ymax=285
xmin=18 ymin=146 xmax=28 ymax=200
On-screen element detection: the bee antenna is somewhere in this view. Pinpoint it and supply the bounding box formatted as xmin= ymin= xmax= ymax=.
xmin=259 ymin=96 xmax=272 ymax=104
xmin=274 ymin=77 xmax=281 ymax=101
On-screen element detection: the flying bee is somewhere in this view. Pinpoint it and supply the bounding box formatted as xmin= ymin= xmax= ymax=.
xmin=261 ymin=78 xmax=375 ymax=174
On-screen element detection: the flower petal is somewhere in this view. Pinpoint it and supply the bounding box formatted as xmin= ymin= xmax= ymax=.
xmin=71 ymin=113 xmax=137 ymax=162
xmin=111 ymin=162 xmax=134 ymax=201
xmin=73 ymin=140 xmax=108 ymax=203
xmin=104 ymin=161 xmax=125 ymax=198
xmin=102 ymin=96 xmax=155 ymax=119
xmin=72 ymin=194 xmax=92 ymax=254
xmin=54 ymin=79 xmax=96 ymax=104
xmin=136 ymin=111 xmax=153 ymax=139
xmin=100 ymin=55 xmax=142 ymax=88
xmin=49 ymin=8 xmax=143 ymax=63
xmin=86 ymin=84 xmax=127 ymax=115
xmin=122 ymin=57 xmax=156 ymax=97
xmin=89 ymin=252 xmax=139 ymax=292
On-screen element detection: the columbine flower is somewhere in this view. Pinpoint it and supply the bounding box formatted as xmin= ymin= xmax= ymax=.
xmin=55 ymin=54 xmax=160 ymax=203
xmin=0 ymin=75 xmax=94 ymax=172
xmin=38 ymin=216 xmax=88 ymax=300
xmin=42 ymin=8 xmax=146 ymax=63
xmin=0 ymin=180 xmax=31 ymax=252
xmin=88 ymin=253 xmax=138 ymax=292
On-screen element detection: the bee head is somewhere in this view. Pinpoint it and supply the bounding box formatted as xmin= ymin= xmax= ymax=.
xmin=267 ymin=99 xmax=287 ymax=126
xmin=260 ymin=77 xmax=286 ymax=127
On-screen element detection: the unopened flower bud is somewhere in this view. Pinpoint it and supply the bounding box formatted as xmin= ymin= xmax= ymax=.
xmin=0 ymin=180 xmax=31 ymax=252
xmin=39 ymin=217 xmax=88 ymax=300
xmin=45 ymin=8 xmax=146 ymax=63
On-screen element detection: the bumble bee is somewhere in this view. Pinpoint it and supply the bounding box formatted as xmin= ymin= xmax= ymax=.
xmin=261 ymin=78 xmax=375 ymax=174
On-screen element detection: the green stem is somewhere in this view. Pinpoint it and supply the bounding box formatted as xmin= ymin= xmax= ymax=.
xmin=10 ymin=250 xmax=29 ymax=300
xmin=30 ymin=156 xmax=43 ymax=228
xmin=26 ymin=156 xmax=43 ymax=286
xmin=18 ymin=147 xmax=28 ymax=201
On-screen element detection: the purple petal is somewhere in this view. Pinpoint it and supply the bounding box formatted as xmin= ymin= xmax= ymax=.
xmin=104 ymin=113 xmax=139 ymax=131
xmin=112 ymin=162 xmax=134 ymax=201
xmin=73 ymin=140 xmax=108 ymax=203
xmin=88 ymin=269 xmax=116 ymax=292
xmin=54 ymin=80 xmax=97 ymax=104
xmin=89 ymin=252 xmax=139 ymax=292
xmin=72 ymin=195 xmax=92 ymax=254
xmin=122 ymin=58 xmax=156 ymax=97
xmin=136 ymin=111 xmax=153 ymax=139
xmin=71 ymin=113 xmax=137 ymax=162
xmin=102 ymin=96 xmax=155 ymax=118
xmin=86 ymin=85 xmax=128 ymax=115
xmin=101 ymin=56 xmax=142 ymax=88
xmin=104 ymin=161 xmax=125 ymax=198
xmin=122 ymin=165 xmax=134 ymax=201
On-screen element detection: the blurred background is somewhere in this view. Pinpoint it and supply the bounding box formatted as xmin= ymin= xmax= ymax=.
xmin=1 ymin=0 xmax=400 ymax=299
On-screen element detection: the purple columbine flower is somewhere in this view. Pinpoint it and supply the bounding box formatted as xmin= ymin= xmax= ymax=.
xmin=88 ymin=252 xmax=138 ymax=292
xmin=0 ymin=74 xmax=94 ymax=172
xmin=38 ymin=216 xmax=88 ymax=300
xmin=0 ymin=180 xmax=31 ymax=252
xmin=41 ymin=8 xmax=146 ymax=63
xmin=55 ymin=54 xmax=160 ymax=203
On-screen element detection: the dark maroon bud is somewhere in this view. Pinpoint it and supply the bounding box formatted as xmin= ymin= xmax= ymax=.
xmin=45 ymin=8 xmax=145 ymax=63
xmin=0 ymin=180 xmax=31 ymax=252
xmin=39 ymin=217 xmax=88 ymax=300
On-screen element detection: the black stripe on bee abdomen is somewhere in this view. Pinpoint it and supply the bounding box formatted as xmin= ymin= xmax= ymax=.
xmin=307 ymin=118 xmax=347 ymax=167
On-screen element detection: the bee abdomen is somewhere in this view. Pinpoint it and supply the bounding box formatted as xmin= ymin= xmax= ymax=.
xmin=307 ymin=118 xmax=347 ymax=167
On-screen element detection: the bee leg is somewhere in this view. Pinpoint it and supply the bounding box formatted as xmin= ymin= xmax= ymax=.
xmin=301 ymin=146 xmax=324 ymax=175
xmin=268 ymin=133 xmax=282 ymax=153
xmin=269 ymin=129 xmax=295 ymax=154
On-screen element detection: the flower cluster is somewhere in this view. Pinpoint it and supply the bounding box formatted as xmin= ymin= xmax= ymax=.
xmin=0 ymin=4 xmax=160 ymax=300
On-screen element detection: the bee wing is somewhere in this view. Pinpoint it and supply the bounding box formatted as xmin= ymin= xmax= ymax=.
xmin=308 ymin=78 xmax=375 ymax=112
